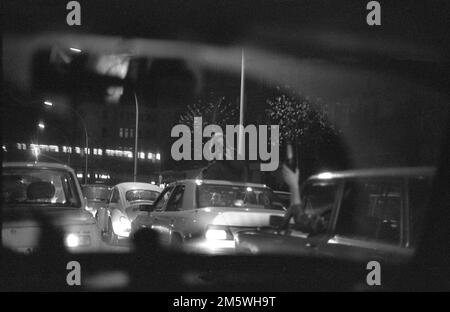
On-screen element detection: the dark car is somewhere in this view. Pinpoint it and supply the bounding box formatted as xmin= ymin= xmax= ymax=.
xmin=81 ymin=184 xmax=111 ymax=218
xmin=235 ymin=167 xmax=435 ymax=265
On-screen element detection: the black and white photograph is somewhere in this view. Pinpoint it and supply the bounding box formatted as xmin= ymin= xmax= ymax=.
xmin=1 ymin=0 xmax=449 ymax=296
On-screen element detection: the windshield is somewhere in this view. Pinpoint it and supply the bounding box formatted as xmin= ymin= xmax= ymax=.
xmin=82 ymin=186 xmax=110 ymax=201
xmin=197 ymin=184 xmax=278 ymax=209
xmin=125 ymin=189 xmax=160 ymax=202
xmin=2 ymin=167 xmax=81 ymax=208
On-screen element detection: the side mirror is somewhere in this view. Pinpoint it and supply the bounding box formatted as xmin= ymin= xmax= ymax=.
xmin=139 ymin=204 xmax=155 ymax=212
xmin=269 ymin=215 xmax=285 ymax=228
xmin=272 ymin=202 xmax=287 ymax=211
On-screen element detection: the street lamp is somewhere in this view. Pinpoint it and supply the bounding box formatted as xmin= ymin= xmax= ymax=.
xmin=133 ymin=92 xmax=139 ymax=182
xmin=37 ymin=121 xmax=72 ymax=165
xmin=44 ymin=100 xmax=89 ymax=184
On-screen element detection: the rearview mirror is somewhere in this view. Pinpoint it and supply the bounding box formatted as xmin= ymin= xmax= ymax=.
xmin=269 ymin=215 xmax=285 ymax=228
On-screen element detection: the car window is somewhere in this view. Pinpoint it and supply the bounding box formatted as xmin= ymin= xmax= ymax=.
xmin=110 ymin=187 xmax=120 ymax=203
xmin=83 ymin=186 xmax=110 ymax=201
xmin=126 ymin=189 xmax=160 ymax=202
xmin=291 ymin=181 xmax=338 ymax=231
xmin=196 ymin=184 xmax=275 ymax=209
xmin=153 ymin=186 xmax=174 ymax=211
xmin=335 ymin=179 xmax=402 ymax=245
xmin=165 ymin=185 xmax=186 ymax=211
xmin=2 ymin=167 xmax=81 ymax=208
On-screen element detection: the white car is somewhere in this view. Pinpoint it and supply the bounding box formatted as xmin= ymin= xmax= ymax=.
xmin=131 ymin=179 xmax=287 ymax=254
xmin=2 ymin=162 xmax=102 ymax=253
xmin=97 ymin=182 xmax=162 ymax=244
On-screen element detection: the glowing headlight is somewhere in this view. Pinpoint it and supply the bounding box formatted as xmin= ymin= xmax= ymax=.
xmin=65 ymin=234 xmax=91 ymax=248
xmin=120 ymin=216 xmax=130 ymax=226
xmin=66 ymin=234 xmax=79 ymax=247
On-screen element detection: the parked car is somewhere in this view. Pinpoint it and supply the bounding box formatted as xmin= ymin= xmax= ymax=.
xmin=97 ymin=182 xmax=162 ymax=244
xmin=2 ymin=162 xmax=102 ymax=253
xmin=131 ymin=179 xmax=287 ymax=254
xmin=81 ymin=184 xmax=111 ymax=218
xmin=235 ymin=167 xmax=435 ymax=265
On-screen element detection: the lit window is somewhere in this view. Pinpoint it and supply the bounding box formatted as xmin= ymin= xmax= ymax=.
xmin=156 ymin=153 xmax=161 ymax=160
xmin=106 ymin=149 xmax=114 ymax=156
xmin=93 ymin=148 xmax=98 ymax=155
xmin=119 ymin=128 xmax=123 ymax=138
xmin=98 ymin=149 xmax=103 ymax=156
xmin=130 ymin=128 xmax=134 ymax=138
xmin=124 ymin=128 xmax=129 ymax=138
xmin=49 ymin=145 xmax=59 ymax=153
xmin=77 ymin=173 xmax=83 ymax=178
xmin=139 ymin=152 xmax=145 ymax=159
xmin=75 ymin=147 xmax=81 ymax=154
xmin=148 ymin=152 xmax=153 ymax=160
xmin=84 ymin=147 xmax=90 ymax=155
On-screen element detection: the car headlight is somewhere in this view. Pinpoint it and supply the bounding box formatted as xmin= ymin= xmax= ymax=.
xmin=205 ymin=225 xmax=233 ymax=240
xmin=120 ymin=216 xmax=131 ymax=226
xmin=65 ymin=233 xmax=91 ymax=247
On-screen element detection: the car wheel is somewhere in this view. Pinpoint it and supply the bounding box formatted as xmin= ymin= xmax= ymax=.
xmin=107 ymin=219 xmax=119 ymax=245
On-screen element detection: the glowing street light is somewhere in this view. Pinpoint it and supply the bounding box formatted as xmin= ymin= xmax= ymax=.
xmin=38 ymin=122 xmax=45 ymax=129
xmin=43 ymin=100 xmax=89 ymax=184
xmin=69 ymin=47 xmax=82 ymax=53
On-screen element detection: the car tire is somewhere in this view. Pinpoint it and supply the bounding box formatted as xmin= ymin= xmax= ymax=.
xmin=107 ymin=219 xmax=119 ymax=245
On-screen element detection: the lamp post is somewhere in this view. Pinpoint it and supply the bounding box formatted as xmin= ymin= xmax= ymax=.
xmin=44 ymin=101 xmax=89 ymax=184
xmin=133 ymin=92 xmax=139 ymax=182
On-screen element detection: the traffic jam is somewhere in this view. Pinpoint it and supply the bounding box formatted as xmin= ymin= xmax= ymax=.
xmin=1 ymin=0 xmax=449 ymax=292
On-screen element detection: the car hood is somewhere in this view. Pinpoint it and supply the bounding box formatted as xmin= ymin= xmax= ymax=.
xmin=200 ymin=207 xmax=285 ymax=227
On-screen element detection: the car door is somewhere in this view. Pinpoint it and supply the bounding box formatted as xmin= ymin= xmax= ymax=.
xmin=160 ymin=184 xmax=188 ymax=240
xmin=317 ymin=177 xmax=408 ymax=264
xmin=149 ymin=185 xmax=175 ymax=244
